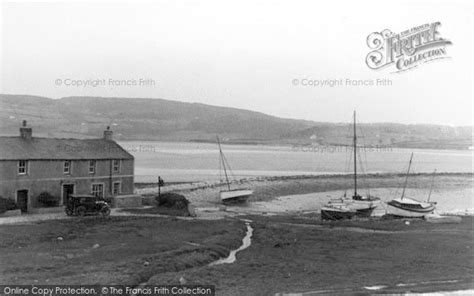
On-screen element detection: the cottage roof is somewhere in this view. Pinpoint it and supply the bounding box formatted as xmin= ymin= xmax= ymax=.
xmin=0 ymin=137 xmax=134 ymax=160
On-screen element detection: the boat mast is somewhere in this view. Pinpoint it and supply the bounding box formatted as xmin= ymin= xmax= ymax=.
xmin=217 ymin=135 xmax=231 ymax=191
xmin=401 ymin=153 xmax=414 ymax=200
xmin=427 ymin=169 xmax=436 ymax=202
xmin=353 ymin=111 xmax=357 ymax=197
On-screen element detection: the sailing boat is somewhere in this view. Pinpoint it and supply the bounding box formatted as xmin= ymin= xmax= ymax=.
xmin=321 ymin=111 xmax=380 ymax=220
xmin=386 ymin=153 xmax=437 ymax=218
xmin=216 ymin=136 xmax=253 ymax=204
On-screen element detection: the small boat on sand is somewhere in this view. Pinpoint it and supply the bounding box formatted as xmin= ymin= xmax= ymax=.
xmin=386 ymin=197 xmax=436 ymax=217
xmin=321 ymin=204 xmax=357 ymax=220
xmin=327 ymin=195 xmax=378 ymax=218
xmin=220 ymin=189 xmax=253 ymax=204
xmin=321 ymin=111 xmax=379 ymax=220
xmin=386 ymin=154 xmax=437 ymax=218
xmin=216 ymin=136 xmax=253 ymax=204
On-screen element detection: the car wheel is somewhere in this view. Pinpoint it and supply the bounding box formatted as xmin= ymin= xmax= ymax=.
xmin=65 ymin=208 xmax=73 ymax=216
xmin=100 ymin=206 xmax=111 ymax=216
xmin=75 ymin=206 xmax=86 ymax=216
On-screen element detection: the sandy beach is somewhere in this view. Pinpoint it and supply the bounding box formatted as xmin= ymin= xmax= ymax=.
xmin=136 ymin=173 xmax=473 ymax=215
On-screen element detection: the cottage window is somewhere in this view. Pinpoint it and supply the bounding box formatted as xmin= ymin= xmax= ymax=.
xmin=91 ymin=184 xmax=104 ymax=198
xmin=89 ymin=160 xmax=96 ymax=174
xmin=113 ymin=159 xmax=121 ymax=173
xmin=63 ymin=161 xmax=72 ymax=174
xmin=18 ymin=160 xmax=28 ymax=175
xmin=112 ymin=182 xmax=121 ymax=195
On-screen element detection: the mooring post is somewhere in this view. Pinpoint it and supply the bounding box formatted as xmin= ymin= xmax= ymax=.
xmin=158 ymin=176 xmax=164 ymax=197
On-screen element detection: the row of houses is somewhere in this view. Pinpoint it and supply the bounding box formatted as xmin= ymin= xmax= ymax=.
xmin=0 ymin=121 xmax=135 ymax=212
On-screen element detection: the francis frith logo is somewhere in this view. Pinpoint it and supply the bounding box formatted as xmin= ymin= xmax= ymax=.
xmin=366 ymin=22 xmax=452 ymax=73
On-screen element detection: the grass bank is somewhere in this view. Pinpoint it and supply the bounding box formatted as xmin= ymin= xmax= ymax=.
xmin=1 ymin=213 xmax=472 ymax=295
xmin=146 ymin=215 xmax=474 ymax=295
xmin=0 ymin=216 xmax=245 ymax=285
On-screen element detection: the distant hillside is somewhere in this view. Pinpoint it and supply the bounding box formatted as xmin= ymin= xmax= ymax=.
xmin=0 ymin=94 xmax=472 ymax=149
xmin=0 ymin=94 xmax=315 ymax=142
xmin=291 ymin=123 xmax=473 ymax=149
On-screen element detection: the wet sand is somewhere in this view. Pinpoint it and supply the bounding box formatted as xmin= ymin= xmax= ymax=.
xmin=136 ymin=173 xmax=473 ymax=215
xmin=226 ymin=186 xmax=473 ymax=217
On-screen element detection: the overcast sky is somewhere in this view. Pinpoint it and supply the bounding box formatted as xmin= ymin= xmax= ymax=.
xmin=1 ymin=0 xmax=473 ymax=125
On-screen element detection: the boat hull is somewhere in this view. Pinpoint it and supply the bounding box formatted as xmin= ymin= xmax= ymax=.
xmin=220 ymin=189 xmax=253 ymax=204
xmin=321 ymin=207 xmax=356 ymax=220
xmin=386 ymin=200 xmax=436 ymax=218
xmin=355 ymin=206 xmax=376 ymax=218
xmin=328 ymin=198 xmax=378 ymax=218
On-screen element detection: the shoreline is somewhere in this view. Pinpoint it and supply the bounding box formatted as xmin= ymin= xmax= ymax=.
xmin=135 ymin=172 xmax=474 ymax=186
xmin=120 ymin=139 xmax=474 ymax=151
xmin=135 ymin=172 xmax=473 ymax=207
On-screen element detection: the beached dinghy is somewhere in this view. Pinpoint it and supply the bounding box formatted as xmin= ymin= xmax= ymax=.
xmin=327 ymin=195 xmax=378 ymax=218
xmin=386 ymin=197 xmax=436 ymax=218
xmin=386 ymin=154 xmax=437 ymax=218
xmin=220 ymin=189 xmax=253 ymax=203
xmin=216 ymin=136 xmax=253 ymax=204
xmin=321 ymin=204 xmax=357 ymax=220
xmin=322 ymin=111 xmax=379 ymax=220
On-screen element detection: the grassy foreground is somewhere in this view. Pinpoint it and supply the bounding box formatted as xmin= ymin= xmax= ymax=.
xmin=0 ymin=214 xmax=472 ymax=295
xmin=0 ymin=216 xmax=245 ymax=285
xmin=147 ymin=215 xmax=474 ymax=295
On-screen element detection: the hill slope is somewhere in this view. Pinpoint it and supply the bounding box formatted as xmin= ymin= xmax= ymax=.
xmin=0 ymin=95 xmax=314 ymax=142
xmin=0 ymin=94 xmax=472 ymax=149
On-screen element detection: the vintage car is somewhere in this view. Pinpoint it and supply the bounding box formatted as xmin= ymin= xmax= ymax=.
xmin=65 ymin=194 xmax=111 ymax=216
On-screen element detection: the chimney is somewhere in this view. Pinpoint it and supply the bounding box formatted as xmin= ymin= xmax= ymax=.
xmin=103 ymin=126 xmax=113 ymax=141
xmin=20 ymin=120 xmax=32 ymax=140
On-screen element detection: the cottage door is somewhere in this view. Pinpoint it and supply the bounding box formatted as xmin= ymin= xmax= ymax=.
xmin=62 ymin=184 xmax=74 ymax=205
xmin=17 ymin=190 xmax=28 ymax=213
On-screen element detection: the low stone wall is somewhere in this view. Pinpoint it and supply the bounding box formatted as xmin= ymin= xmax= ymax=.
xmin=0 ymin=209 xmax=22 ymax=217
xmin=29 ymin=207 xmax=64 ymax=214
xmin=112 ymin=195 xmax=142 ymax=208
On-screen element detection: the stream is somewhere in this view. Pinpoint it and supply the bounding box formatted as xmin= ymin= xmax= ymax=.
xmin=209 ymin=220 xmax=253 ymax=266
xmin=132 ymin=219 xmax=253 ymax=293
